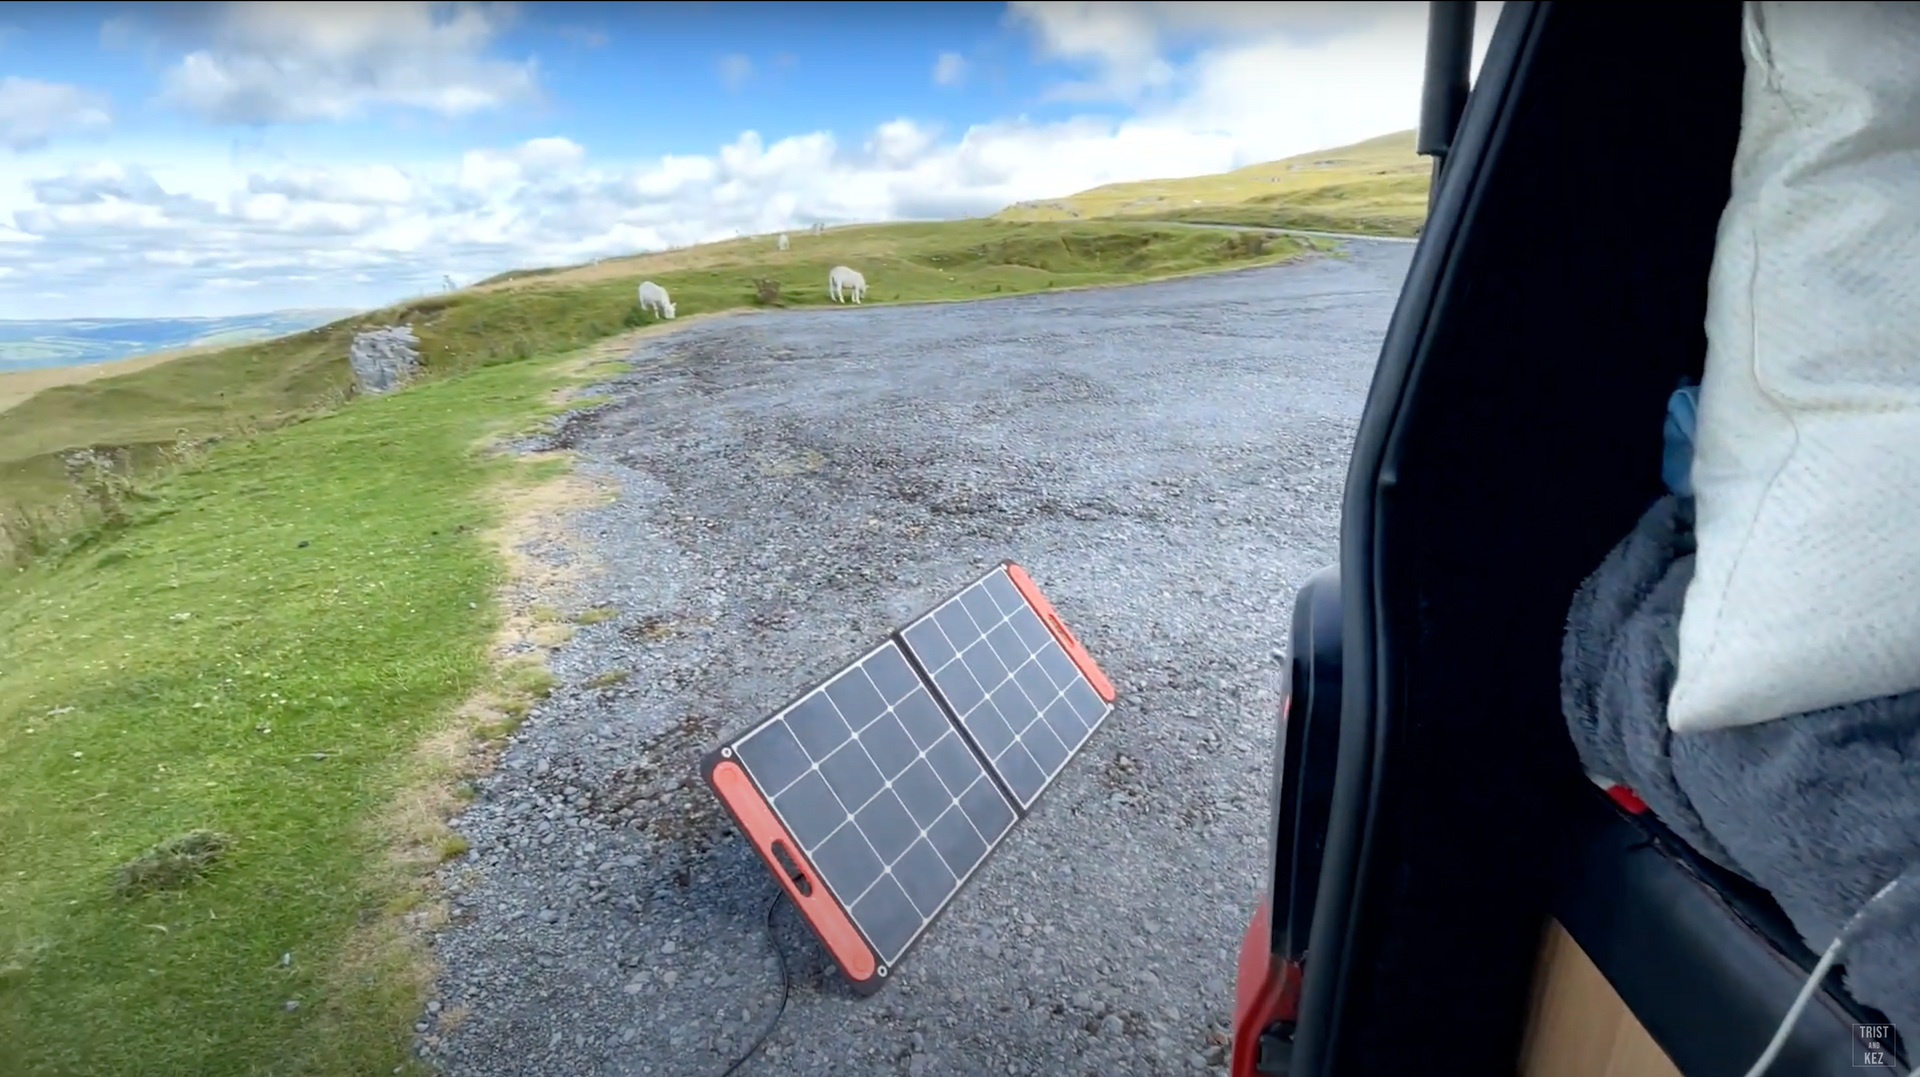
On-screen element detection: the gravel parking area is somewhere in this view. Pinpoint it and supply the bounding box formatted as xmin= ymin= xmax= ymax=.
xmin=424 ymin=240 xmax=1414 ymax=1077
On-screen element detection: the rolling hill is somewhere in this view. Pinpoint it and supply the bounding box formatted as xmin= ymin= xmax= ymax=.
xmin=0 ymin=309 xmax=359 ymax=373
xmin=0 ymin=128 xmax=1434 ymax=529
xmin=0 ymin=219 xmax=1317 ymax=523
xmin=997 ymin=129 xmax=1429 ymax=238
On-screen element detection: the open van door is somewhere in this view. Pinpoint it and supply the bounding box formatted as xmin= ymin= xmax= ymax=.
xmin=1232 ymin=3 xmax=1916 ymax=1076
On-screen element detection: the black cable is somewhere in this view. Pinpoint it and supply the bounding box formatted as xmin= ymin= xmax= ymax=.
xmin=714 ymin=893 xmax=792 ymax=1077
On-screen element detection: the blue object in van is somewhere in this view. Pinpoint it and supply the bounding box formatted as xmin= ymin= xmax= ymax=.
xmin=1662 ymin=380 xmax=1700 ymax=497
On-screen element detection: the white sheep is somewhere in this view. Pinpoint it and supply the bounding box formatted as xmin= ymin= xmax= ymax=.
xmin=828 ymin=265 xmax=866 ymax=305
xmin=637 ymin=280 xmax=676 ymax=320
xmin=777 ymin=233 xmax=790 ymax=251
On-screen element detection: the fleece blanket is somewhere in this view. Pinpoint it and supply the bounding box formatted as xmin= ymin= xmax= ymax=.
xmin=1561 ymin=492 xmax=1920 ymax=1043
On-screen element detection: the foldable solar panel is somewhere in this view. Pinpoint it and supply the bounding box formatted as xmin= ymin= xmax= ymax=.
xmin=702 ymin=561 xmax=1116 ymax=994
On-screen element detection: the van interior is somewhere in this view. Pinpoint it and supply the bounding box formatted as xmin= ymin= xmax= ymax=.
xmin=1306 ymin=4 xmax=1914 ymax=1076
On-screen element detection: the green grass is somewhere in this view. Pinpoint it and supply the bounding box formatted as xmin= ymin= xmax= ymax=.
xmin=997 ymin=129 xmax=1430 ymax=238
xmin=0 ymin=219 xmax=1306 ymax=537
xmin=0 ymin=351 xmax=581 ymax=1077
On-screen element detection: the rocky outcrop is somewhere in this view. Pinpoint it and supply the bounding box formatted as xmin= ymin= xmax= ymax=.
xmin=348 ymin=326 xmax=422 ymax=395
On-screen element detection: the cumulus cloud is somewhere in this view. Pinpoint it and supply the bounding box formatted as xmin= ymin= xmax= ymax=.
xmin=1010 ymin=1 xmax=1500 ymax=164
xmin=457 ymin=136 xmax=587 ymax=190
xmin=0 ymin=78 xmax=113 ymax=151
xmin=246 ymin=163 xmax=416 ymax=206
xmin=149 ymin=1 xmax=539 ymax=125
xmin=0 ymin=117 xmax=1198 ymax=315
xmin=1008 ymin=0 xmax=1490 ymax=114
xmin=1009 ymin=1 xmax=1173 ymax=102
xmin=0 ymin=1 xmax=1504 ymax=317
xmin=933 ymin=52 xmax=968 ymax=87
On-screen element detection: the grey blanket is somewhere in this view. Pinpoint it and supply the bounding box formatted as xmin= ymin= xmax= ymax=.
xmin=1561 ymin=493 xmax=1920 ymax=1043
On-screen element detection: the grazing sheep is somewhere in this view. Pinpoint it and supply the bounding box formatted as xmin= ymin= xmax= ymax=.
xmin=637 ymin=280 xmax=676 ymax=320
xmin=828 ymin=265 xmax=866 ymax=304
xmin=777 ymin=233 xmax=790 ymax=251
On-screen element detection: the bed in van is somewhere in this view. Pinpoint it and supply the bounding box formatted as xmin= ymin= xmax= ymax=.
xmin=1230 ymin=4 xmax=1920 ymax=1076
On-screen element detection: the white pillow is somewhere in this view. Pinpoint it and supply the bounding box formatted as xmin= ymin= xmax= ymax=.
xmin=1671 ymin=0 xmax=1920 ymax=734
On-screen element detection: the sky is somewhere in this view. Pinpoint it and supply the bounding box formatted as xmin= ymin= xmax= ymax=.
xmin=0 ymin=1 xmax=1501 ymax=320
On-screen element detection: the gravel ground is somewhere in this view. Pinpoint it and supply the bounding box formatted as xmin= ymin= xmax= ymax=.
xmin=423 ymin=240 xmax=1414 ymax=1077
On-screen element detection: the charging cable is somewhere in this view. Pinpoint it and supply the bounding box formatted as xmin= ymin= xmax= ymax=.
xmin=712 ymin=892 xmax=792 ymax=1077
xmin=1739 ymin=865 xmax=1920 ymax=1077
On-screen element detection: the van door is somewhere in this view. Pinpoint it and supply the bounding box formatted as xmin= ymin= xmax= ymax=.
xmin=1237 ymin=3 xmax=1910 ymax=1075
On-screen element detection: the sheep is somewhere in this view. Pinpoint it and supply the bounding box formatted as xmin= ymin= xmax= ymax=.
xmin=777 ymin=233 xmax=790 ymax=251
xmin=828 ymin=265 xmax=866 ymax=305
xmin=637 ymin=280 xmax=676 ymax=320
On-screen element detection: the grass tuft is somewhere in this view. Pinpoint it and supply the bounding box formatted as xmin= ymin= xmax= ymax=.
xmin=500 ymin=657 xmax=559 ymax=700
xmin=111 ymin=829 xmax=232 ymax=898
xmin=583 ymin=669 xmax=630 ymax=689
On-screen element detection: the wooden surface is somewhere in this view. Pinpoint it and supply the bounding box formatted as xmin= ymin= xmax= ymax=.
xmin=1519 ymin=919 xmax=1686 ymax=1077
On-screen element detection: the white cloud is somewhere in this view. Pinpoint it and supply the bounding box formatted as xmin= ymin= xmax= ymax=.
xmin=152 ymin=1 xmax=538 ymax=125
xmin=1009 ymin=1 xmax=1171 ymax=102
xmin=1009 ymin=1 xmax=1501 ymax=164
xmin=0 ymin=1 xmax=1505 ymax=318
xmin=457 ymin=136 xmax=587 ymax=191
xmin=933 ymin=52 xmax=968 ymax=87
xmin=0 ymin=78 xmax=113 ymax=151
xmin=718 ymin=53 xmax=754 ymax=92
xmin=247 ymin=163 xmax=416 ymax=205
xmin=1008 ymin=1 xmax=1495 ymax=112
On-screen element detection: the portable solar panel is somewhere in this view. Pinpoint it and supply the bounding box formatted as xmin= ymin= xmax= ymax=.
xmin=702 ymin=561 xmax=1117 ymax=994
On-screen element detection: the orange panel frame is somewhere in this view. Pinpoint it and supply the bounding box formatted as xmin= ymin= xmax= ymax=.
xmin=1004 ymin=561 xmax=1117 ymax=703
xmin=705 ymin=758 xmax=880 ymax=986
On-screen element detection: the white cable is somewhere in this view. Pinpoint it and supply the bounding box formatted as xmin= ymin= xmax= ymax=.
xmin=1738 ymin=935 xmax=1846 ymax=1077
xmin=1739 ymin=873 xmax=1914 ymax=1077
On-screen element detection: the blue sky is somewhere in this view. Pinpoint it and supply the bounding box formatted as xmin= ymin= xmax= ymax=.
xmin=0 ymin=1 xmax=1498 ymax=319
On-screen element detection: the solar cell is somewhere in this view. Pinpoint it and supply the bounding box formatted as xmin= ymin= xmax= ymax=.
xmin=725 ymin=640 xmax=1018 ymax=972
xmin=704 ymin=561 xmax=1115 ymax=994
xmin=899 ymin=566 xmax=1115 ymax=810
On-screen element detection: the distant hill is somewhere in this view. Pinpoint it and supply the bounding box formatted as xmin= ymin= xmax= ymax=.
xmin=996 ymin=129 xmax=1429 ymax=238
xmin=0 ymin=309 xmax=359 ymax=373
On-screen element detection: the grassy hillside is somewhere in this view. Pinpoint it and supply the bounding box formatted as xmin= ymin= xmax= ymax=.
xmin=997 ymin=129 xmax=1429 ymax=238
xmin=0 ymin=310 xmax=357 ymax=373
xmin=0 ymin=346 xmax=598 ymax=1077
xmin=0 ymin=218 xmax=1309 ymax=546
xmin=0 ymin=343 xmax=230 ymax=415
